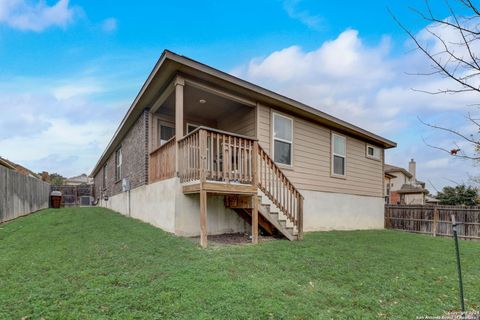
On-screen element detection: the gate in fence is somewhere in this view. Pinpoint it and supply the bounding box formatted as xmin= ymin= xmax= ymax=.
xmin=385 ymin=205 xmax=480 ymax=240
xmin=50 ymin=185 xmax=94 ymax=207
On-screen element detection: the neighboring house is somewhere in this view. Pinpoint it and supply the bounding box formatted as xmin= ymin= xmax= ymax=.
xmin=384 ymin=159 xmax=428 ymax=205
xmin=384 ymin=172 xmax=396 ymax=204
xmin=91 ymin=50 xmax=396 ymax=247
xmin=425 ymin=195 xmax=441 ymax=205
xmin=0 ymin=156 xmax=40 ymax=179
xmin=64 ymin=174 xmax=93 ymax=186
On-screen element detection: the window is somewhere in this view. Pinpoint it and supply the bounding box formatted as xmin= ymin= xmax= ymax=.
xmin=115 ymin=148 xmax=122 ymax=181
xmin=332 ymin=133 xmax=346 ymax=176
xmin=366 ymin=144 xmax=380 ymax=160
xmin=102 ymin=164 xmax=107 ymax=189
xmin=273 ymin=113 xmax=293 ymax=166
xmin=186 ymin=123 xmax=199 ymax=134
xmin=158 ymin=120 xmax=175 ymax=145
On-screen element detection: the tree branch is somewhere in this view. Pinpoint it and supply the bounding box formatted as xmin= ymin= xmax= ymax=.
xmin=419 ymin=117 xmax=479 ymax=144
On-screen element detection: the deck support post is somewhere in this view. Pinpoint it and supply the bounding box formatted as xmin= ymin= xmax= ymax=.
xmin=200 ymin=189 xmax=208 ymax=248
xmin=298 ymin=196 xmax=304 ymax=240
xmin=174 ymin=76 xmax=184 ymax=175
xmin=252 ymin=141 xmax=259 ymax=244
xmin=252 ymin=194 xmax=258 ymax=244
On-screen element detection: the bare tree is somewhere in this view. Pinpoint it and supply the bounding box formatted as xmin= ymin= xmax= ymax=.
xmin=391 ymin=0 xmax=480 ymax=160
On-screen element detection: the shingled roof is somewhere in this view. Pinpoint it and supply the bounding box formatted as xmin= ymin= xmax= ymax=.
xmin=384 ymin=164 xmax=413 ymax=179
xmin=0 ymin=156 xmax=40 ymax=179
xmin=396 ymin=184 xmax=429 ymax=194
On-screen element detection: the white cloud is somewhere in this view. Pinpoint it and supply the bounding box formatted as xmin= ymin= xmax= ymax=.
xmin=101 ymin=17 xmax=117 ymax=33
xmin=0 ymin=72 xmax=134 ymax=177
xmin=52 ymin=81 xmax=104 ymax=100
xmin=283 ymin=0 xmax=322 ymax=30
xmin=0 ymin=0 xmax=78 ymax=32
xmin=233 ymin=27 xmax=480 ymax=190
xmin=424 ymin=157 xmax=451 ymax=169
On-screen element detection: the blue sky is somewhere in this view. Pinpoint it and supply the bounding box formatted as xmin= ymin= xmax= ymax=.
xmin=0 ymin=0 xmax=478 ymax=192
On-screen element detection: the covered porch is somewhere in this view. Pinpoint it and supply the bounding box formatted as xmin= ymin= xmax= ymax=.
xmin=147 ymin=75 xmax=303 ymax=247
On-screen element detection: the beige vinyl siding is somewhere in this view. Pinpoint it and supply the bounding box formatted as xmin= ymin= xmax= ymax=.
xmin=256 ymin=104 xmax=384 ymax=197
xmin=257 ymin=103 xmax=271 ymax=153
xmin=217 ymin=107 xmax=255 ymax=137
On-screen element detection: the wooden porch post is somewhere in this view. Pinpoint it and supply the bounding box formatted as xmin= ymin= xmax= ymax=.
xmin=175 ymin=76 xmax=184 ymax=175
xmin=199 ymin=129 xmax=208 ymax=248
xmin=252 ymin=194 xmax=258 ymax=244
xmin=200 ymin=189 xmax=208 ymax=248
xmin=252 ymin=141 xmax=259 ymax=244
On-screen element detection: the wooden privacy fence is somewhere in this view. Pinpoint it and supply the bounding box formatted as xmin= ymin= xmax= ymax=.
xmin=50 ymin=185 xmax=94 ymax=207
xmin=385 ymin=205 xmax=480 ymax=240
xmin=0 ymin=166 xmax=50 ymax=223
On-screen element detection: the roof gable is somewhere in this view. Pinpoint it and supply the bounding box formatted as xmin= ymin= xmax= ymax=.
xmin=91 ymin=50 xmax=397 ymax=176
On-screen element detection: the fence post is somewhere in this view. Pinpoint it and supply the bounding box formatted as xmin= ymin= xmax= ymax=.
xmin=384 ymin=205 xmax=390 ymax=229
xmin=432 ymin=207 xmax=439 ymax=237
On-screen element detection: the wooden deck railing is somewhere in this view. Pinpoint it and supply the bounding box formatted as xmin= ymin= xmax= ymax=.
xmin=149 ymin=137 xmax=176 ymax=183
xmin=257 ymin=145 xmax=304 ymax=238
xmin=177 ymin=126 xmax=303 ymax=239
xmin=178 ymin=127 xmax=255 ymax=184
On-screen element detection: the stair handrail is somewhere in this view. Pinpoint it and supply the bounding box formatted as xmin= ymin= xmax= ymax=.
xmin=255 ymin=142 xmax=304 ymax=239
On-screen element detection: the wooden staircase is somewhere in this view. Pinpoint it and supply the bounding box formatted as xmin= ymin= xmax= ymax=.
xmin=176 ymin=127 xmax=304 ymax=245
xmin=225 ymin=188 xmax=301 ymax=241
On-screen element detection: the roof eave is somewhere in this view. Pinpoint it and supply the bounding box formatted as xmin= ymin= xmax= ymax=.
xmin=90 ymin=50 xmax=398 ymax=176
xmin=165 ymin=51 xmax=397 ymax=149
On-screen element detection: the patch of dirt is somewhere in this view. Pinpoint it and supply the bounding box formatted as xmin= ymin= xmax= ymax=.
xmin=191 ymin=233 xmax=276 ymax=246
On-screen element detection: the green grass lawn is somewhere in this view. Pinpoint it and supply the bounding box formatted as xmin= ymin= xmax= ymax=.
xmin=0 ymin=207 xmax=479 ymax=319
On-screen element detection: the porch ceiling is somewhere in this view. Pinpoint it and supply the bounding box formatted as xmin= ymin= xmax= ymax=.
xmin=157 ymin=84 xmax=251 ymax=120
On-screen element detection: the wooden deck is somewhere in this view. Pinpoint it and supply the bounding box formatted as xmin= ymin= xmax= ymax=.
xmin=182 ymin=181 xmax=257 ymax=195
xmin=148 ymin=126 xmax=303 ymax=248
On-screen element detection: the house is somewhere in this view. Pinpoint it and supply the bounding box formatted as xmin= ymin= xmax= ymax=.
xmin=0 ymin=156 xmax=40 ymax=179
xmin=64 ymin=174 xmax=93 ymax=186
xmin=425 ymin=195 xmax=441 ymax=205
xmin=384 ymin=159 xmax=428 ymax=205
xmin=90 ymin=50 xmax=396 ymax=247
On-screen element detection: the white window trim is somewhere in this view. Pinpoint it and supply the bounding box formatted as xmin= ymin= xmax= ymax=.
xmin=272 ymin=112 xmax=293 ymax=167
xmin=331 ymin=132 xmax=346 ymax=178
xmin=102 ymin=164 xmax=107 ymax=190
xmin=366 ymin=144 xmax=381 ymax=160
xmin=186 ymin=123 xmax=199 ymax=134
xmin=158 ymin=120 xmax=175 ymax=145
xmin=115 ymin=147 xmax=122 ymax=182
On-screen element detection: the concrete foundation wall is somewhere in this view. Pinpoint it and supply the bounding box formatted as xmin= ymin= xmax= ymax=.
xmin=175 ymin=190 xmax=247 ymax=237
xmin=99 ymin=177 xmax=246 ymax=236
xmin=302 ymin=190 xmax=384 ymax=231
xmin=99 ymin=177 xmax=176 ymax=233
xmin=100 ymin=179 xmax=383 ymax=236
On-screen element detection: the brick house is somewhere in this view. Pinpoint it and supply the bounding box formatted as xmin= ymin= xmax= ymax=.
xmin=91 ymin=50 xmax=396 ymax=247
xmin=384 ymin=159 xmax=428 ymax=205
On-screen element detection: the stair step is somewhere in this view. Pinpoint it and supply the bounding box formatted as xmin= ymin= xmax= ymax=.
xmin=256 ymin=189 xmax=300 ymax=241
